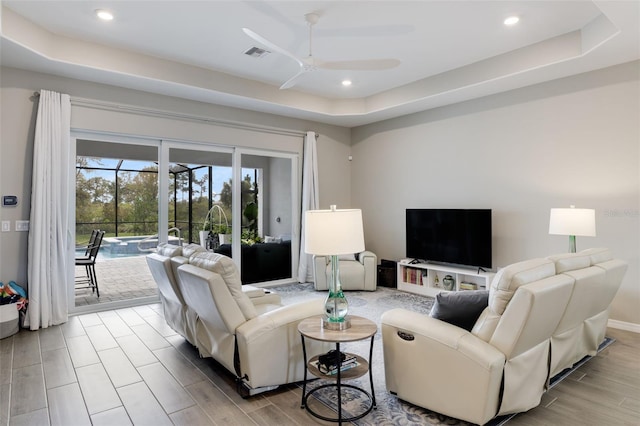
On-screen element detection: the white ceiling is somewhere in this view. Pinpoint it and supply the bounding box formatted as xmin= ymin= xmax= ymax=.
xmin=2 ymin=1 xmax=639 ymax=127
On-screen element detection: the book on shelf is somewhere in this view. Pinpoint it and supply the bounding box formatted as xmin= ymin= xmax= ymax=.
xmin=320 ymin=360 xmax=359 ymax=376
xmin=403 ymin=266 xmax=423 ymax=285
xmin=459 ymin=282 xmax=478 ymax=290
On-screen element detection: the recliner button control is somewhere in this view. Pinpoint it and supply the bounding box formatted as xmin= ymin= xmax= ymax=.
xmin=397 ymin=331 xmax=415 ymax=341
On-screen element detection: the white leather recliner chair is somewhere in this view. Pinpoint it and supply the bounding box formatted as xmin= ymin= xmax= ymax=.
xmin=313 ymin=251 xmax=377 ymax=291
xmin=176 ymin=251 xmax=330 ymax=396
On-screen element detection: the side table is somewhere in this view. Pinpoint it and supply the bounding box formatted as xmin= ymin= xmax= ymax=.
xmin=298 ymin=315 xmax=377 ymax=424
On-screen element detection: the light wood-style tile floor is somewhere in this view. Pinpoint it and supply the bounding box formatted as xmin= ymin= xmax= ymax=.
xmin=1 ymin=303 xmax=638 ymax=426
xmin=509 ymin=327 xmax=640 ymax=426
xmin=0 ymin=304 xmax=337 ymax=426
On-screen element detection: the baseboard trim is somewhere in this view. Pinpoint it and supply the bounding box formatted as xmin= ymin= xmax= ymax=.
xmin=608 ymin=319 xmax=640 ymax=333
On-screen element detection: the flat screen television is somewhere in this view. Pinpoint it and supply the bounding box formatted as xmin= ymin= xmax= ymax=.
xmin=406 ymin=209 xmax=492 ymax=269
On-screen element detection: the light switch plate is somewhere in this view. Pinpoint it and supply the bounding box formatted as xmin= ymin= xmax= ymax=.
xmin=1 ymin=221 xmax=9 ymax=232
xmin=16 ymin=220 xmax=29 ymax=231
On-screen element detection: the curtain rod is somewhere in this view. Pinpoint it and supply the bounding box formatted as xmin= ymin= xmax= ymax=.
xmin=31 ymin=91 xmax=310 ymax=138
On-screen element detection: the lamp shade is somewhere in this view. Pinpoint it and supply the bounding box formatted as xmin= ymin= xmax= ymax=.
xmin=549 ymin=208 xmax=596 ymax=237
xmin=305 ymin=206 xmax=365 ymax=255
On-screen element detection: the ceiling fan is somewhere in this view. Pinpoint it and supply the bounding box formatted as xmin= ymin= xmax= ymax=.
xmin=242 ymin=12 xmax=401 ymax=90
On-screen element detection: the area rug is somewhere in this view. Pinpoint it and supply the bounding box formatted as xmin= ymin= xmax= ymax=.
xmin=272 ymin=283 xmax=614 ymax=426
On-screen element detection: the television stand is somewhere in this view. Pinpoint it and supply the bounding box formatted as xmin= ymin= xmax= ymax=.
xmin=397 ymin=260 xmax=495 ymax=297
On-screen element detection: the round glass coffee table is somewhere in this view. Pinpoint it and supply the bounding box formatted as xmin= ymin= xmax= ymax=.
xmin=298 ymin=315 xmax=377 ymax=424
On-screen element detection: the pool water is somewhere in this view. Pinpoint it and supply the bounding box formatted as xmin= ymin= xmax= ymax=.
xmin=76 ymin=235 xmax=182 ymax=260
xmin=76 ymin=235 xmax=157 ymax=260
xmin=75 ymin=246 xmax=147 ymax=260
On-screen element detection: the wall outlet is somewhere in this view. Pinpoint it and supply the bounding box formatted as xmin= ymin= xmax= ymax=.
xmin=1 ymin=221 xmax=9 ymax=232
xmin=16 ymin=220 xmax=29 ymax=231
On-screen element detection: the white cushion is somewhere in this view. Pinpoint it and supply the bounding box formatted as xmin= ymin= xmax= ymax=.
xmin=547 ymin=253 xmax=591 ymax=273
xmin=182 ymin=243 xmax=206 ymax=258
xmin=156 ymin=243 xmax=182 ymax=257
xmin=580 ymin=247 xmax=613 ymax=265
xmin=489 ymin=258 xmax=555 ymax=316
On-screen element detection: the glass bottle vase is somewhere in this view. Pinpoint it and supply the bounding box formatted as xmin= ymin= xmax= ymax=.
xmin=324 ymin=255 xmax=349 ymax=322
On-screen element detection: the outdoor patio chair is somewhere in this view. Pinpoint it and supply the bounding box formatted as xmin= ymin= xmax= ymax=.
xmin=76 ymin=229 xmax=100 ymax=260
xmin=75 ymin=230 xmax=105 ymax=297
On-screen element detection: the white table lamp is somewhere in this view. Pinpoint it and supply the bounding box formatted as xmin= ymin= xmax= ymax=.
xmin=305 ymin=205 xmax=365 ymax=329
xmin=549 ymin=206 xmax=596 ymax=253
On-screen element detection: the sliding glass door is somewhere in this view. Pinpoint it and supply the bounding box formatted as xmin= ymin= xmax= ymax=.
xmin=71 ymin=135 xmax=299 ymax=313
xmin=73 ymin=137 xmax=161 ymax=311
xmin=165 ymin=146 xmax=234 ymax=253
xmin=162 ymin=144 xmax=298 ymax=284
xmin=236 ymin=150 xmax=298 ymax=284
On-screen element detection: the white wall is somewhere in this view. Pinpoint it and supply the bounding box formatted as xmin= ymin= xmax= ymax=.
xmin=0 ymin=83 xmax=37 ymax=287
xmin=352 ymin=61 xmax=640 ymax=326
xmin=0 ymin=66 xmax=351 ymax=286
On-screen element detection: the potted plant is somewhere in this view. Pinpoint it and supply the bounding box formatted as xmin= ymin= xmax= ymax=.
xmin=241 ymin=228 xmax=263 ymax=246
xmin=242 ymin=201 xmax=259 ymax=243
xmin=216 ymin=223 xmax=231 ymax=245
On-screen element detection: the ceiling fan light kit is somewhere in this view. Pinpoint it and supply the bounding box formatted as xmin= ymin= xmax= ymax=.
xmin=243 ymin=12 xmax=401 ymax=90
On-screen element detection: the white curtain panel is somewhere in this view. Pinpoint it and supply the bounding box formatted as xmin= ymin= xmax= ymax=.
xmin=27 ymin=90 xmax=72 ymax=329
xmin=297 ymin=131 xmax=319 ymax=283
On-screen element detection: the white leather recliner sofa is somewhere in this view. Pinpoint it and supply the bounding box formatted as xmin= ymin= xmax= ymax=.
xmin=147 ymin=244 xmax=329 ymax=396
xmin=313 ymin=251 xmax=378 ymax=291
xmin=174 ymin=250 xmax=330 ymax=396
xmin=147 ymin=243 xmax=278 ymax=344
xmin=381 ymin=248 xmax=627 ymax=425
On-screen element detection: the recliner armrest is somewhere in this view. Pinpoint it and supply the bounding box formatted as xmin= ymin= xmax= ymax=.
xmin=359 ymin=251 xmax=377 ymax=290
xmin=237 ymin=299 xmax=324 ymax=340
xmin=235 ymin=299 xmax=330 ymax=389
xmin=313 ymin=255 xmax=329 ymax=290
xmin=242 ymin=285 xmax=270 ymax=298
xmin=356 ymin=250 xmax=376 ymax=264
xmin=243 ymin=281 xmax=282 ymax=306
xmin=382 ymin=309 xmax=502 ymax=361
xmin=249 ymin=293 xmax=282 ymax=306
xmin=381 ymin=308 xmax=505 ymax=425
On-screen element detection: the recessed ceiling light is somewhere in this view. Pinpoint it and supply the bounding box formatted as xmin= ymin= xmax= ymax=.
xmin=342 ymin=80 xmax=352 ymax=87
xmin=96 ymin=9 xmax=114 ymax=21
xmin=504 ymin=16 xmax=519 ymax=26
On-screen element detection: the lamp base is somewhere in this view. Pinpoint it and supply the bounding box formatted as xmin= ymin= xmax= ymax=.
xmin=322 ymin=316 xmax=351 ymax=330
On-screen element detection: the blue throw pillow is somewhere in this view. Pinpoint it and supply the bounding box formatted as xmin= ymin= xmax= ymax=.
xmin=430 ymin=290 xmax=489 ymax=331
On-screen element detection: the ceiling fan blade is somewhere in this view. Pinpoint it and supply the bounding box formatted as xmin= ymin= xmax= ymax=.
xmin=279 ymin=68 xmax=310 ymax=90
xmin=318 ymin=58 xmax=401 ymax=71
xmin=242 ymin=28 xmax=305 ymax=68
